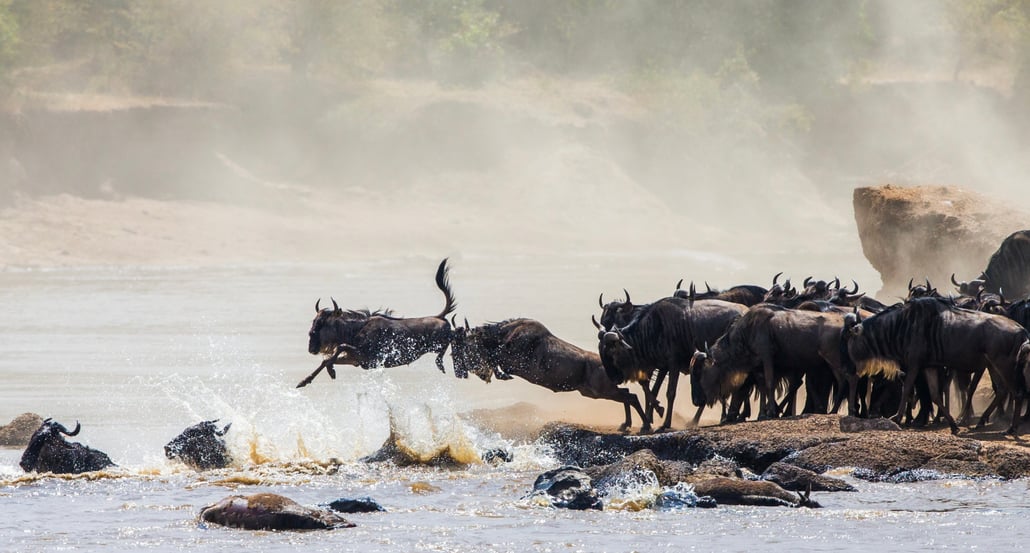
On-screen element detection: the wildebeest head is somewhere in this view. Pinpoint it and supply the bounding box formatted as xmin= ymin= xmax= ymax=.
xmin=449 ymin=318 xmax=491 ymax=381
xmin=841 ymin=309 xmax=903 ymax=380
xmin=308 ymin=298 xmax=343 ymax=355
xmin=596 ymin=324 xmax=637 ymax=385
xmin=763 ymin=272 xmax=798 ymax=304
xmin=164 ymin=420 xmax=232 ymax=470
xmin=673 ymin=280 xmax=717 ymax=301
xmin=19 ymin=419 xmax=114 ymax=474
xmin=690 ymin=341 xmax=748 ymax=408
xmin=598 ymin=290 xmax=635 ymax=330
xmin=951 ymin=274 xmax=986 ymax=297
xmin=906 ymin=278 xmax=939 ymax=301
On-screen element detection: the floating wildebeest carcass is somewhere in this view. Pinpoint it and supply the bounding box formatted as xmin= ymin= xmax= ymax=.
xmin=298 ymin=258 xmax=457 ymax=387
xmin=451 ymin=317 xmax=650 ymax=432
xmin=19 ymin=419 xmax=115 ymax=474
xmin=841 ymin=297 xmax=1030 ymax=435
xmin=165 ymin=420 xmax=232 ymax=470
xmin=597 ymin=296 xmax=747 ymax=431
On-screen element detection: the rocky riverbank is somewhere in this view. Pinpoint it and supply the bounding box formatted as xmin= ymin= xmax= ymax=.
xmin=538 ymin=415 xmax=1030 ymax=482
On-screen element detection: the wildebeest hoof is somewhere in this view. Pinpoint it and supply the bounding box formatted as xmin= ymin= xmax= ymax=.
xmin=200 ymin=493 xmax=355 ymax=530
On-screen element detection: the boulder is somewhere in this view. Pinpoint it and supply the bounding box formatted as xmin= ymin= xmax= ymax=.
xmin=199 ymin=493 xmax=355 ymax=530
xmin=840 ymin=416 xmax=901 ymax=433
xmin=0 ymin=413 xmax=44 ymax=447
xmin=852 ymin=184 xmax=1029 ymax=298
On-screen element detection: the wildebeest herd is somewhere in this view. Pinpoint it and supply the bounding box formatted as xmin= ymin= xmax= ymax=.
xmin=13 ymin=230 xmax=1030 ymax=478
xmin=297 ymin=231 xmax=1030 ymax=442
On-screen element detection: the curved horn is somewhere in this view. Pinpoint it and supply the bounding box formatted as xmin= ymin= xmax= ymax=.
xmin=999 ymin=288 xmax=1007 ymax=304
xmin=847 ymin=280 xmax=859 ymax=295
xmin=331 ymin=297 xmax=340 ymax=312
xmin=450 ymin=315 xmax=458 ymax=328
xmin=832 ymin=277 xmax=840 ymax=290
xmin=951 ymin=273 xmax=960 ymax=287
xmin=925 ymin=277 xmax=932 ymax=291
xmin=623 ymin=288 xmax=631 ymax=304
xmin=315 ymin=299 xmax=321 ymax=313
xmin=705 ymin=341 xmax=712 ymax=357
xmin=804 ymin=276 xmax=813 ymax=288
xmin=591 ymin=314 xmax=602 ymax=330
xmin=908 ymin=278 xmax=914 ymax=291
xmin=464 ymin=317 xmax=470 ymax=330
xmin=676 ymin=279 xmax=683 ymax=291
xmin=216 ymin=422 xmax=232 ymax=436
xmin=599 ymin=293 xmax=605 ymax=309
xmin=57 ymin=421 xmax=81 ymax=437
xmin=705 ymin=281 xmax=713 ymax=294
xmin=773 ymin=271 xmax=783 ymax=286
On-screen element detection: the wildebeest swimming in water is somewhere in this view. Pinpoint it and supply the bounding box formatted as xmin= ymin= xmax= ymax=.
xmin=450 ymin=317 xmax=651 ymax=432
xmin=164 ymin=420 xmax=232 ymax=470
xmin=19 ymin=419 xmax=115 ymax=474
xmin=298 ymin=258 xmax=457 ymax=387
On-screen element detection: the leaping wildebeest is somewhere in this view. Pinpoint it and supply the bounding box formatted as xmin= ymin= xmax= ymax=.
xmin=451 ymin=318 xmax=650 ymax=432
xmin=19 ymin=419 xmax=115 ymax=474
xmin=298 ymin=258 xmax=457 ymax=387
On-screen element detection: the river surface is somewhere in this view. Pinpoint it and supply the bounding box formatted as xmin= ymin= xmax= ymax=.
xmin=3 ymin=254 xmax=1027 ymax=552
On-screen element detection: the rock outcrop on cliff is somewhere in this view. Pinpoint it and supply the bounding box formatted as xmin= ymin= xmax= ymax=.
xmin=853 ymin=184 xmax=1028 ymax=298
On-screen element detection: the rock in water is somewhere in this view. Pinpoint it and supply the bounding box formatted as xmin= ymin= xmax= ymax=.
xmin=0 ymin=413 xmax=44 ymax=447
xmin=853 ymin=184 xmax=1027 ymax=298
xmin=324 ymin=497 xmax=386 ymax=513
xmin=528 ymin=466 xmax=603 ymax=510
xmin=199 ymin=493 xmax=355 ymax=530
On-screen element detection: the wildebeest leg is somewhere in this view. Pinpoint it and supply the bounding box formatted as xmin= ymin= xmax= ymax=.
xmin=689 ymin=404 xmax=705 ymax=427
xmin=617 ymin=388 xmax=647 ymax=433
xmin=658 ymin=367 xmax=680 ymax=431
xmin=957 ymin=367 xmax=984 ymax=425
xmin=295 ymin=345 xmax=357 ymax=388
xmin=759 ymin=355 xmax=778 ymax=420
xmin=924 ymin=368 xmax=958 ymax=434
xmin=434 ymin=343 xmax=449 ymax=374
xmin=892 ymin=365 xmax=919 ymax=426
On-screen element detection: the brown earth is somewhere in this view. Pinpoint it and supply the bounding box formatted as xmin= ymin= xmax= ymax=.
xmin=853 ymin=184 xmax=1029 ymax=298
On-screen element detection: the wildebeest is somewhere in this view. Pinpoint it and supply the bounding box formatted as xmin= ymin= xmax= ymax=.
xmin=19 ymin=419 xmax=115 ymax=474
xmin=451 ymin=318 xmax=650 ymax=432
xmin=691 ymin=304 xmax=850 ymax=420
xmin=597 ymin=297 xmax=747 ymax=431
xmin=980 ymin=230 xmax=1030 ymax=299
xmin=841 ymin=297 xmax=1030 ymax=435
xmin=299 ymin=258 xmax=457 ymax=387
xmin=165 ymin=420 xmax=232 ymax=470
xmin=673 ymin=280 xmax=768 ymax=307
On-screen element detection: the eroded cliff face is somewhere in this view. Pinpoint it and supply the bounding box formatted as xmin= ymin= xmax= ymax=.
xmin=853 ymin=184 xmax=1028 ymax=298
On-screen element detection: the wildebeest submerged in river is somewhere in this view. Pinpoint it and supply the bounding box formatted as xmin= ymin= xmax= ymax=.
xmin=298 ymin=258 xmax=457 ymax=387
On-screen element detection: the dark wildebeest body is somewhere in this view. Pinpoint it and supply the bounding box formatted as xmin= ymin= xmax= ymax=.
xmin=300 ymin=259 xmax=457 ymax=386
xmin=165 ymin=420 xmax=232 ymax=470
xmin=692 ymin=304 xmax=849 ymax=420
xmin=673 ymin=281 xmax=768 ymax=307
xmin=841 ymin=297 xmax=1030 ymax=435
xmin=598 ymin=297 xmax=747 ymax=431
xmin=981 ymin=230 xmax=1030 ymax=299
xmin=451 ymin=318 xmax=649 ymax=432
xmin=19 ymin=419 xmax=114 ymax=474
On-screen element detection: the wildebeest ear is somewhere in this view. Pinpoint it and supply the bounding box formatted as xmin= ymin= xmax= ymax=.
xmin=219 ymin=423 xmax=232 ymax=436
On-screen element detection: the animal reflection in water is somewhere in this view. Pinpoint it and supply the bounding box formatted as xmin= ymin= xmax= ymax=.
xmin=298 ymin=258 xmax=457 ymax=387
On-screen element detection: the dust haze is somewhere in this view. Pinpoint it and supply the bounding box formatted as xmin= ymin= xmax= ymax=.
xmin=2 ymin=2 xmax=1029 ymax=427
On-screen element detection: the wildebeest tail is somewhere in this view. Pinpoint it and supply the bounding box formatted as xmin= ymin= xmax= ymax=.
xmin=435 ymin=258 xmax=457 ymax=319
